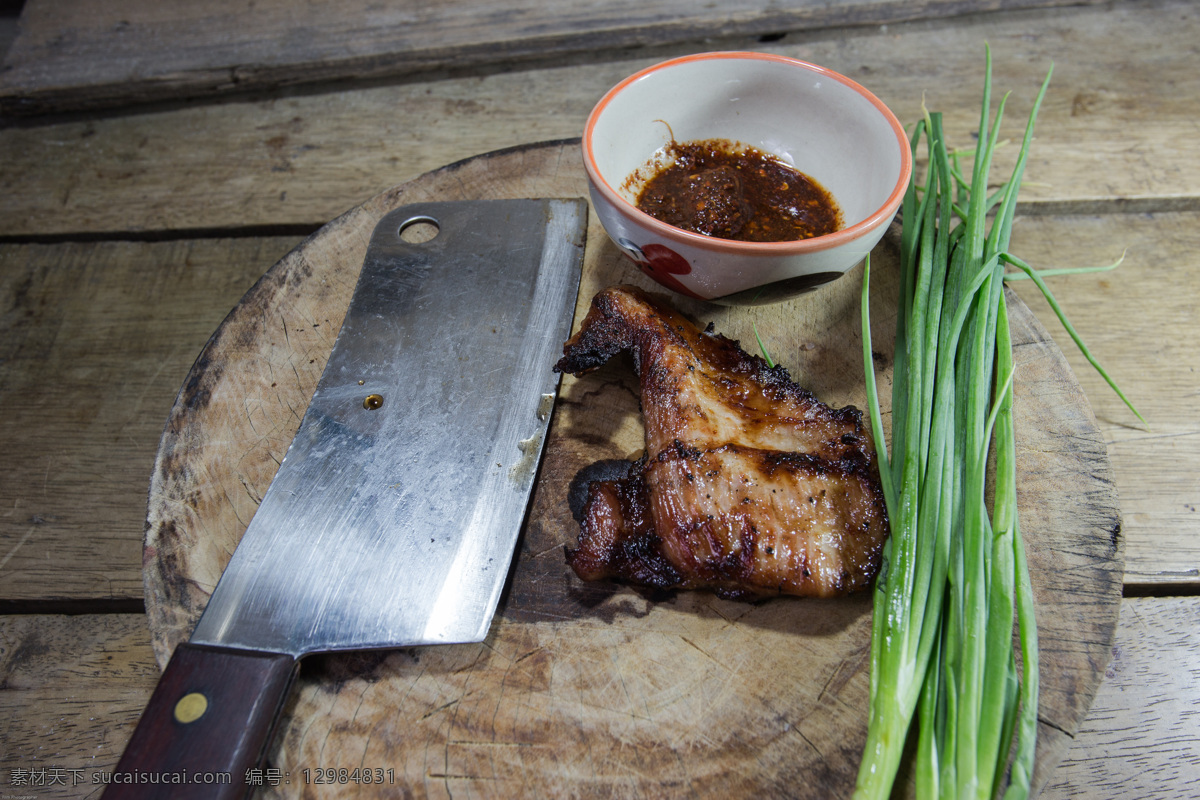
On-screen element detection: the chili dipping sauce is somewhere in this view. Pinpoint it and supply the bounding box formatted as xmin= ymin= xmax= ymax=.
xmin=629 ymin=139 xmax=842 ymax=243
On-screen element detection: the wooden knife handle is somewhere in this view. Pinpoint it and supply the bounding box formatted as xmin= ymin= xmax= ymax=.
xmin=103 ymin=642 xmax=297 ymax=800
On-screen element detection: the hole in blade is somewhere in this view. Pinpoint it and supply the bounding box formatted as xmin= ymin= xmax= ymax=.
xmin=398 ymin=215 xmax=440 ymax=244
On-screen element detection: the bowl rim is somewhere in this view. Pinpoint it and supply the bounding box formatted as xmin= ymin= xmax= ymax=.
xmin=582 ymin=51 xmax=913 ymax=255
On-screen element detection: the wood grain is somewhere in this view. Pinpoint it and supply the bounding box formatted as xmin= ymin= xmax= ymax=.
xmin=0 ymin=237 xmax=303 ymax=602
xmin=3 ymin=599 xmax=1191 ymax=799
xmin=1005 ymin=212 xmax=1200 ymax=588
xmin=0 ymin=3 xmax=1192 ymax=799
xmin=2 ymin=200 xmax=1194 ymax=605
xmin=1042 ymin=597 xmax=1200 ymax=799
xmin=1 ymin=0 xmax=1197 ymax=239
xmin=0 ymin=613 xmax=160 ymax=793
xmin=0 ymin=0 xmax=1106 ymax=116
xmin=140 ymin=140 xmax=1119 ymax=798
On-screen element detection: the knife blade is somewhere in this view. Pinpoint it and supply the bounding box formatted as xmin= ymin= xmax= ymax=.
xmin=104 ymin=198 xmax=587 ymax=799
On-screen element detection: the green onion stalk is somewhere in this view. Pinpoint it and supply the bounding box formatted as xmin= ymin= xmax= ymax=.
xmin=854 ymin=49 xmax=1052 ymax=800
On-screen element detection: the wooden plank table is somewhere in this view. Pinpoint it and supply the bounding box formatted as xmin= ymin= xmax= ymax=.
xmin=1 ymin=0 xmax=1197 ymax=797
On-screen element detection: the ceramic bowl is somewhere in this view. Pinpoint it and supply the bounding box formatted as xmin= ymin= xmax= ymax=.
xmin=582 ymin=52 xmax=911 ymax=304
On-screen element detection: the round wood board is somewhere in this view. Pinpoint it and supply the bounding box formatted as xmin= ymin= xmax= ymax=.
xmin=143 ymin=139 xmax=1122 ymax=799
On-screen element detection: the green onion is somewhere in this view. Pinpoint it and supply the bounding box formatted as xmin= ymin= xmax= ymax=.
xmin=1001 ymin=250 xmax=1124 ymax=281
xmin=1000 ymin=252 xmax=1145 ymax=425
xmin=754 ymin=322 xmax=777 ymax=368
xmin=853 ymin=48 xmax=1057 ymax=799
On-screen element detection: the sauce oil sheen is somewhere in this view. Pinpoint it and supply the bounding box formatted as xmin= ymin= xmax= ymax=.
xmin=632 ymin=139 xmax=842 ymax=243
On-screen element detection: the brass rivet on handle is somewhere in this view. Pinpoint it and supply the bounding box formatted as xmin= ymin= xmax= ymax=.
xmin=174 ymin=692 xmax=209 ymax=724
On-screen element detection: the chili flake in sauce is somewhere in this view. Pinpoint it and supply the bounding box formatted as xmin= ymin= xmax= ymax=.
xmin=631 ymin=139 xmax=842 ymax=243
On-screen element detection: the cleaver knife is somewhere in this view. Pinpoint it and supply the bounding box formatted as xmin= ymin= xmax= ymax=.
xmin=105 ymin=199 xmax=587 ymax=799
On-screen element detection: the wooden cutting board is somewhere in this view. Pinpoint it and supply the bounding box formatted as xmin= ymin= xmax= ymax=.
xmin=142 ymin=139 xmax=1122 ymax=799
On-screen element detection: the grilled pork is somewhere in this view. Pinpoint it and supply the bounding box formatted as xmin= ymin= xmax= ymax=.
xmin=555 ymin=285 xmax=888 ymax=599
